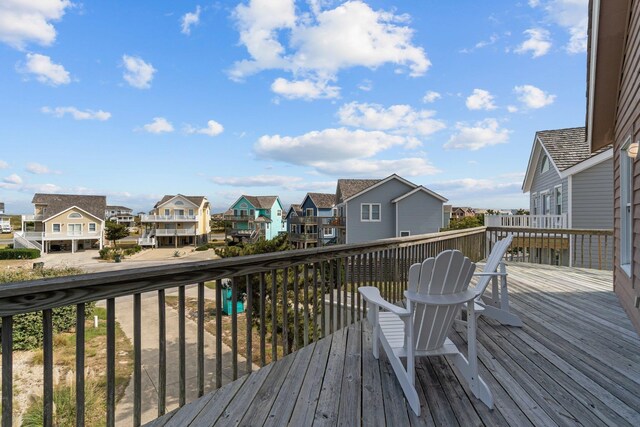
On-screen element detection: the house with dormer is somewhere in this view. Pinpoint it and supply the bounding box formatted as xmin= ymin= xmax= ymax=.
xmin=225 ymin=195 xmax=285 ymax=242
xmin=15 ymin=194 xmax=106 ymax=253
xmin=334 ymin=174 xmax=447 ymax=244
xmin=139 ymin=195 xmax=211 ymax=247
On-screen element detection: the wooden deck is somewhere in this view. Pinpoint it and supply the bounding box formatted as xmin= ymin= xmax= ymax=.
xmin=145 ymin=263 xmax=640 ymax=426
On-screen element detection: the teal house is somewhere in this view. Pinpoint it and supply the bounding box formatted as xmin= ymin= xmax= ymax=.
xmin=224 ymin=195 xmax=285 ymax=242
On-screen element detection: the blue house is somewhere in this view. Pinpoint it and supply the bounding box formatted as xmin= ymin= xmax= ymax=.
xmin=288 ymin=193 xmax=337 ymax=248
xmin=225 ymin=195 xmax=285 ymax=242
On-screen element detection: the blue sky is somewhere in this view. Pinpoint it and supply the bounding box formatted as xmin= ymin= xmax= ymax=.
xmin=0 ymin=0 xmax=588 ymax=214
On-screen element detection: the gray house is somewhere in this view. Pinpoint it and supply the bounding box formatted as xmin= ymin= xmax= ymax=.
xmin=335 ymin=174 xmax=447 ymax=244
xmin=521 ymin=127 xmax=613 ymax=267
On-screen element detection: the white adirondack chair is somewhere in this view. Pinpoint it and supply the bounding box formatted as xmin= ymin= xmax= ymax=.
xmin=472 ymin=235 xmax=523 ymax=327
xmin=359 ymin=250 xmax=493 ymax=416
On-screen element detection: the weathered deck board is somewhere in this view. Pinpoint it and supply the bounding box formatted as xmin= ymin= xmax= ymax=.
xmin=145 ymin=263 xmax=640 ymax=427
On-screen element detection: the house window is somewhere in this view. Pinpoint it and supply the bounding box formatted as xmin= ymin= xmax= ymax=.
xmin=175 ymin=201 xmax=184 ymax=205
xmin=400 ymin=231 xmax=411 ymax=237
xmin=88 ymin=223 xmax=97 ymax=232
xmin=249 ymin=209 xmax=255 ymax=216
xmin=176 ymin=209 xmax=185 ymax=216
xmin=68 ymin=224 xmax=82 ymax=236
xmin=324 ymin=227 xmax=333 ymax=236
xmin=188 ymin=209 xmax=194 ymax=216
xmin=164 ymin=209 xmax=170 ymax=216
xmin=554 ymin=186 xmax=562 ymax=215
xmin=621 ymin=138 xmax=634 ymax=274
xmin=541 ymin=192 xmax=551 ymax=215
xmin=52 ymin=223 xmax=61 ymax=233
xmin=68 ymin=212 xmax=82 ymax=219
xmin=541 ymin=155 xmax=550 ymax=173
xmin=306 ymin=208 xmax=314 ymax=216
xmin=277 ymin=210 xmax=282 ymax=217
xmin=532 ymin=193 xmax=538 ymax=215
xmin=361 ymin=203 xmax=381 ymax=221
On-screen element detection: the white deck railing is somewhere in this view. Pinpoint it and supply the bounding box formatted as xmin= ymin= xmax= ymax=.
xmin=140 ymin=214 xmax=198 ymax=222
xmin=154 ymin=228 xmax=196 ymax=236
xmin=484 ymin=214 xmax=568 ymax=229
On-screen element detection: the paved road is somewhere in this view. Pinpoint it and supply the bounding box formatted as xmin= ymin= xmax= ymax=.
xmin=111 ymin=285 xmax=256 ymax=426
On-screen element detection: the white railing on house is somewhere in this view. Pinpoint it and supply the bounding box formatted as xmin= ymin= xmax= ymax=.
xmin=138 ymin=237 xmax=156 ymax=246
xmin=154 ymin=228 xmax=196 ymax=236
xmin=485 ymin=214 xmax=568 ymax=229
xmin=140 ymin=214 xmax=198 ymax=222
xmin=22 ymin=214 xmax=45 ymax=221
xmin=13 ymin=231 xmax=42 ymax=251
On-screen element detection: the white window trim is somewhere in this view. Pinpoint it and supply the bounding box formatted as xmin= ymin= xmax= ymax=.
xmin=360 ymin=203 xmax=381 ymax=222
xmin=306 ymin=208 xmax=314 ymax=216
xmin=400 ymin=231 xmax=411 ymax=237
xmin=620 ymin=136 xmax=634 ymax=277
xmin=554 ymin=185 xmax=562 ymax=215
xmin=68 ymin=212 xmax=83 ymax=219
xmin=531 ymin=192 xmax=538 ymax=214
xmin=52 ymin=223 xmax=61 ymax=233
xmin=88 ymin=222 xmax=97 ymax=233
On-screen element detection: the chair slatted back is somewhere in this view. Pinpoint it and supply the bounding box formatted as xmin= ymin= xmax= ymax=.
xmin=410 ymin=250 xmax=476 ymax=351
xmin=475 ymin=235 xmax=513 ymax=297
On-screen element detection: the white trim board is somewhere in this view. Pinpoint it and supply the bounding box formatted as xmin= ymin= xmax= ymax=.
xmin=391 ymin=185 xmax=448 ymax=203
xmin=559 ymin=148 xmax=612 ymax=178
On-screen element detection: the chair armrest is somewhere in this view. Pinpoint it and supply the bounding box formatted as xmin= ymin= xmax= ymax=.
xmin=404 ymin=289 xmax=477 ymax=305
xmin=359 ymin=287 xmax=411 ymax=317
xmin=474 ymin=272 xmax=507 ymax=277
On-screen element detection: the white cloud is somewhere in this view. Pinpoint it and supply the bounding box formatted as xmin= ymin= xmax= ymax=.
xmin=515 ymin=28 xmax=551 ymax=58
xmin=358 ymin=79 xmax=373 ymax=91
xmin=122 ymin=55 xmax=156 ymax=89
xmin=41 ymin=106 xmax=111 ymax=121
xmin=181 ymin=5 xmax=201 ymax=35
xmin=212 ymin=175 xmax=302 ymax=187
xmin=185 ymin=120 xmax=224 ymax=137
xmin=0 ymin=0 xmax=72 ymax=49
xmin=431 ymin=173 xmax=525 ymax=207
xmin=311 ymin=157 xmax=439 ymax=177
xmin=3 ymin=174 xmax=22 ymax=184
xmin=141 ymin=117 xmax=174 ymax=134
xmin=460 ymin=34 xmax=499 ymax=53
xmin=255 ymin=128 xmax=410 ymax=165
xmin=271 ymin=77 xmax=340 ymax=100
xmin=20 ymin=53 xmax=70 ymax=85
xmin=444 ymin=119 xmax=511 ymax=151
xmin=532 ymin=0 xmax=588 ymax=54
xmin=422 ymin=91 xmax=441 ymax=103
xmin=507 ymin=105 xmax=518 ymax=113
xmin=26 ymin=162 xmax=60 ymax=175
xmin=465 ymin=89 xmax=497 ymax=110
xmin=514 ymin=84 xmax=556 ymax=108
xmin=0 ymin=160 xmax=8 ymax=169
xmin=231 ymin=0 xmax=429 ymax=96
xmin=337 ymin=102 xmax=445 ymax=137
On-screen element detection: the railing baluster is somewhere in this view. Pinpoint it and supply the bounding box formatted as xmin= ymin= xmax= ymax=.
xmin=246 ymin=275 xmax=253 ymax=373
xmin=158 ymin=289 xmax=166 ymax=416
xmin=303 ymin=264 xmax=309 ymax=347
xmin=231 ymin=278 xmax=239 ymax=379
xmin=133 ymin=293 xmax=142 ymax=426
xmin=336 ymin=258 xmax=341 ymax=330
xmin=320 ymin=262 xmax=326 ymax=338
xmin=76 ymin=303 xmax=85 ymax=427
xmin=293 ymin=266 xmax=299 ymax=351
xmin=313 ymin=263 xmax=319 ymax=341
xmin=107 ymin=298 xmax=116 ymax=427
xmin=2 ymin=316 xmax=13 ymax=427
xmin=350 ymin=255 xmax=355 ymax=325
xmin=343 ymin=257 xmax=348 ymax=326
xmin=260 ymin=272 xmax=266 ymax=367
xmin=271 ymin=270 xmax=278 ymax=361
xmin=589 ymin=234 xmax=593 ymax=269
xmin=282 ymin=268 xmax=289 ymax=355
xmin=43 ymin=309 xmax=53 ymax=427
xmin=197 ymin=282 xmax=205 ymax=397
xmin=216 ymin=279 xmax=222 ymax=388
xmin=178 ymin=285 xmax=186 ymax=406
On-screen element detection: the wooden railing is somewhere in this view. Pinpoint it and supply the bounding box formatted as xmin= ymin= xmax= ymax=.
xmin=0 ymin=227 xmax=485 ymax=427
xmin=486 ymin=226 xmax=613 ymax=270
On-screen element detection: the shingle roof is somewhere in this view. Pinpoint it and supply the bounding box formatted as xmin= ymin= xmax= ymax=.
xmin=536 ymin=127 xmax=611 ymax=171
xmin=242 ymin=195 xmax=279 ymax=209
xmin=32 ymin=193 xmax=107 ymax=220
xmin=336 ymin=179 xmax=380 ymax=203
xmin=290 ymin=204 xmax=302 ymax=215
xmin=106 ymin=205 xmax=132 ymax=211
xmin=154 ymin=195 xmax=206 ymax=208
xmin=307 ymin=193 xmax=336 ymax=209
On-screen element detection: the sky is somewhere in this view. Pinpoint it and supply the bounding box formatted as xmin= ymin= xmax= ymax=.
xmin=0 ymin=0 xmax=589 ymax=214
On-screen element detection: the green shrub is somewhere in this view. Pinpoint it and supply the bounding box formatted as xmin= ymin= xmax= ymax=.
xmin=195 ymin=245 xmax=209 ymax=251
xmin=0 ymin=248 xmax=40 ymax=259
xmin=0 ymin=267 xmax=94 ymax=351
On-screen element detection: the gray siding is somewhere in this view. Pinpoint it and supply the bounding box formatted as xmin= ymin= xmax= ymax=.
xmin=571 ymin=158 xmax=613 ymax=229
xmin=529 ymin=149 xmax=565 ymax=214
xmin=397 ymin=192 xmax=443 ymax=236
xmin=345 ymin=179 xmax=413 ymax=244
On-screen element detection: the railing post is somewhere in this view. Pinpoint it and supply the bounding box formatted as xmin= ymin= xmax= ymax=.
xmin=2 ymin=316 xmax=13 ymax=427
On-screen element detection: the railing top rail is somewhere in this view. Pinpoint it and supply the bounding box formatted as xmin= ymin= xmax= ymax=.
xmin=486 ymin=226 xmax=613 ymax=235
xmin=0 ymin=227 xmax=486 ymax=316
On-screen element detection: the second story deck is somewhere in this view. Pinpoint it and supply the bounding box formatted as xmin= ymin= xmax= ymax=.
xmin=485 ymin=214 xmax=568 ymax=229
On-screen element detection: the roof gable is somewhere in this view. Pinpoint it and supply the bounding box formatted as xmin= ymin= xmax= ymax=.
xmin=231 ymin=195 xmax=279 ymax=210
xmin=44 ymin=205 xmax=103 ymax=223
xmin=155 ymin=194 xmax=204 ymax=209
xmin=391 ymin=186 xmax=448 ymax=203
xmin=336 ymin=179 xmax=380 ymax=204
xmin=342 ymin=174 xmax=417 ymax=204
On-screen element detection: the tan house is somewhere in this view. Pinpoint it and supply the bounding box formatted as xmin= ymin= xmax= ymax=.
xmin=139 ymin=195 xmax=211 ymax=247
xmin=451 ymin=206 xmax=476 ymax=220
xmin=15 ymin=194 xmax=106 ymax=253
xmin=587 ymin=0 xmax=640 ymax=333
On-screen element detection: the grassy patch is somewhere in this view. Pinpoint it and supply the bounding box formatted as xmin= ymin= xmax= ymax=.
xmin=21 ymin=307 xmax=133 ymax=426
